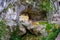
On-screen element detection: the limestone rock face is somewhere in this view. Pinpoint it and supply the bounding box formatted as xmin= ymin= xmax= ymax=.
xmin=29 ymin=25 xmax=47 ymax=36
xmin=1 ymin=8 xmax=17 ymax=32
xmin=19 ymin=18 xmax=47 ymax=36
xmin=0 ymin=0 xmax=47 ymax=36
xmin=1 ymin=8 xmax=17 ymax=27
xmin=0 ymin=0 xmax=17 ymax=12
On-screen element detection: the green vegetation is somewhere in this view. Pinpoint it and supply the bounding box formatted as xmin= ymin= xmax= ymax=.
xmin=22 ymin=33 xmax=40 ymax=40
xmin=10 ymin=25 xmax=22 ymax=40
xmin=39 ymin=20 xmax=59 ymax=40
xmin=10 ymin=32 xmax=22 ymax=40
xmin=46 ymin=32 xmax=58 ymax=40
xmin=39 ymin=21 xmax=48 ymax=25
xmin=0 ymin=20 xmax=9 ymax=40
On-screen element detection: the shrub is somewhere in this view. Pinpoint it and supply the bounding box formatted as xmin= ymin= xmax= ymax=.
xmin=46 ymin=32 xmax=58 ymax=40
xmin=10 ymin=25 xmax=22 ymax=40
xmin=0 ymin=20 xmax=9 ymax=40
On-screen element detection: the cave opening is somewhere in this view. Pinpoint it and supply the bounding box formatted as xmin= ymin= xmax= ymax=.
xmin=20 ymin=9 xmax=47 ymax=22
xmin=20 ymin=5 xmax=47 ymax=21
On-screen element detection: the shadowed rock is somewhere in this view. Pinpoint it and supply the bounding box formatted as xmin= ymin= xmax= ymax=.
xmin=55 ymin=33 xmax=60 ymax=40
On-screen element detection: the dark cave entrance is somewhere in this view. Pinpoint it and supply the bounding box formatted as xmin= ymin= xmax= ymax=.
xmin=20 ymin=5 xmax=47 ymax=21
xmin=20 ymin=9 xmax=47 ymax=21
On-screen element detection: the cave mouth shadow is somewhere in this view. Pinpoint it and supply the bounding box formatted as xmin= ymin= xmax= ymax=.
xmin=20 ymin=9 xmax=47 ymax=21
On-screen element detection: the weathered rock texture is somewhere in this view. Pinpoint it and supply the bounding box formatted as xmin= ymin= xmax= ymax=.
xmin=55 ymin=33 xmax=60 ymax=40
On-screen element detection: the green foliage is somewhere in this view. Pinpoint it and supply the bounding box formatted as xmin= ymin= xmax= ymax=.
xmin=46 ymin=24 xmax=54 ymax=29
xmin=46 ymin=32 xmax=58 ymax=40
xmin=39 ymin=21 xmax=55 ymax=32
xmin=45 ymin=23 xmax=55 ymax=33
xmin=39 ymin=21 xmax=48 ymax=25
xmin=40 ymin=36 xmax=46 ymax=40
xmin=45 ymin=25 xmax=60 ymax=40
xmin=10 ymin=33 xmax=21 ymax=40
xmin=36 ymin=0 xmax=54 ymax=11
xmin=0 ymin=20 xmax=8 ymax=40
xmin=10 ymin=25 xmax=22 ymax=40
xmin=22 ymin=0 xmax=54 ymax=11
xmin=40 ymin=23 xmax=60 ymax=40
xmin=40 ymin=31 xmax=58 ymax=40
xmin=39 ymin=22 xmax=59 ymax=40
xmin=46 ymin=24 xmax=52 ymax=30
xmin=52 ymin=27 xmax=57 ymax=32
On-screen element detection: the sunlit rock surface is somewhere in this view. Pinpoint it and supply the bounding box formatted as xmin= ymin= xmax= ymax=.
xmin=19 ymin=15 xmax=29 ymax=22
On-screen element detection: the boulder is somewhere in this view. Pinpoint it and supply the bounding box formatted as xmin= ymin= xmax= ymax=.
xmin=19 ymin=20 xmax=47 ymax=36
xmin=29 ymin=25 xmax=47 ymax=36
